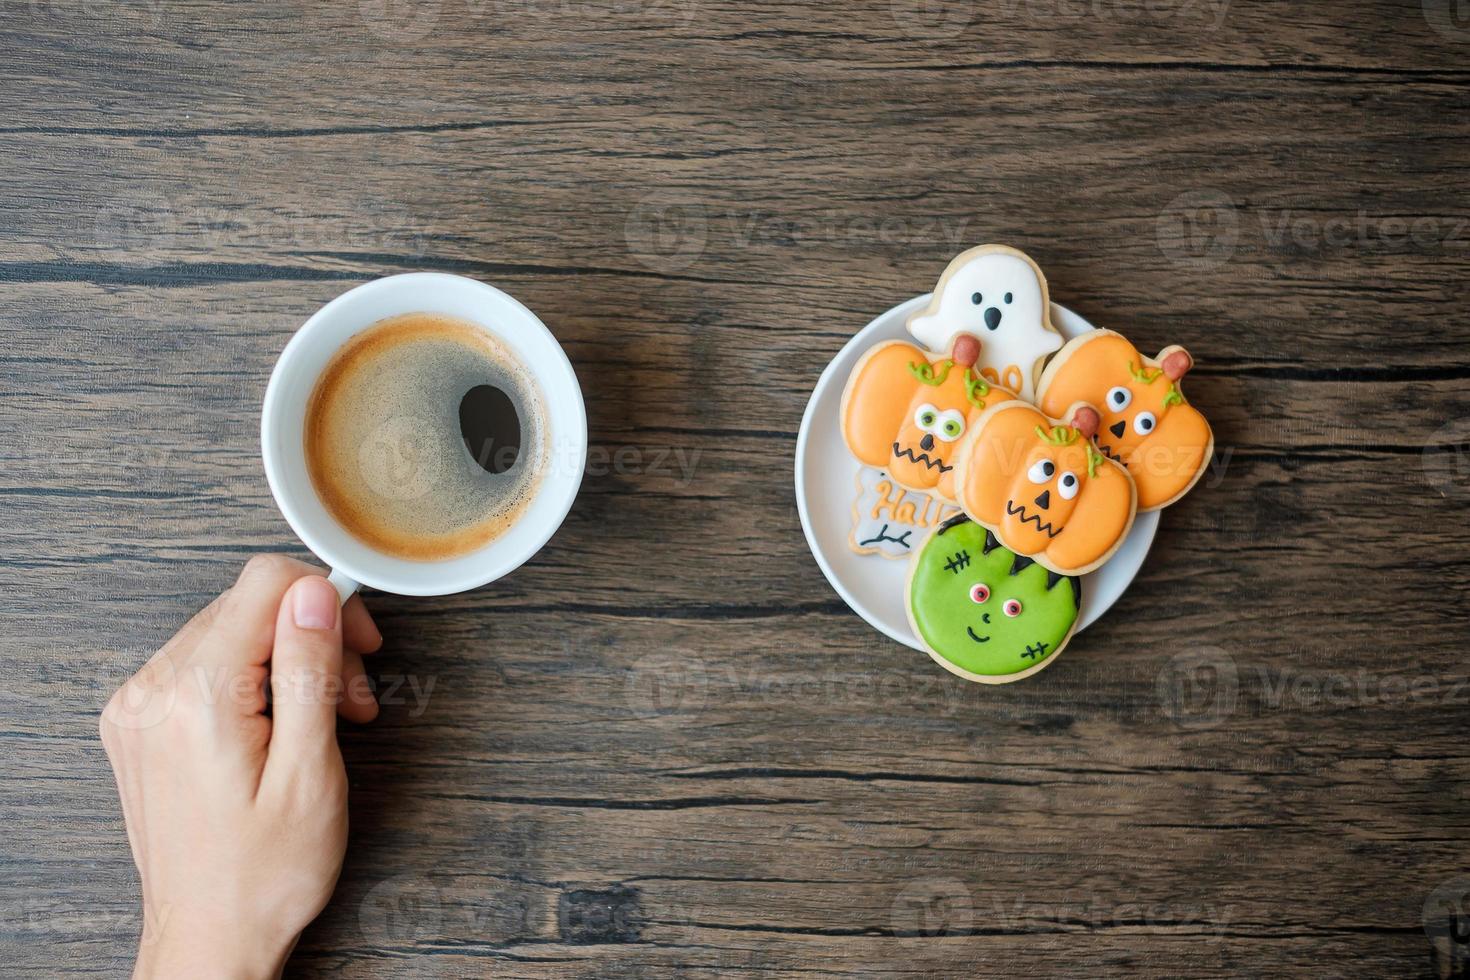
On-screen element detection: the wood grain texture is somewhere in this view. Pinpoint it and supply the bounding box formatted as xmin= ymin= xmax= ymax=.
xmin=3 ymin=1 xmax=1470 ymax=977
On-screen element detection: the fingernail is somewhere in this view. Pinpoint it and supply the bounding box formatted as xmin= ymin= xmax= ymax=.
xmin=292 ymin=576 xmax=339 ymax=630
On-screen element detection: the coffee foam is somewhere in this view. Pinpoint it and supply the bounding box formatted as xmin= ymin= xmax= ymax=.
xmin=305 ymin=313 xmax=547 ymax=562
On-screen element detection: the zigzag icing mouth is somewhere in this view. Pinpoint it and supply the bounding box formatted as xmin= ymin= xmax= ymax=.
xmin=892 ymin=441 xmax=952 ymax=473
xmin=1095 ymin=439 xmax=1124 ymax=464
xmin=1005 ymin=499 xmax=1060 ymax=538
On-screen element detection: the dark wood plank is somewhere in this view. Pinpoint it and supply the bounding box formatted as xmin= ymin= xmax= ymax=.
xmin=3 ymin=1 xmax=1470 ymax=978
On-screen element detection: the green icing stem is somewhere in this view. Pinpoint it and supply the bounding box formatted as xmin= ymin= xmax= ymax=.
xmin=963 ymin=370 xmax=989 ymax=408
xmin=908 ymin=359 xmax=954 ymax=386
xmin=1128 ymin=360 xmax=1164 ymax=384
xmin=1034 ymin=424 xmax=1078 ymax=446
xmin=1085 ymin=442 xmax=1103 ymax=478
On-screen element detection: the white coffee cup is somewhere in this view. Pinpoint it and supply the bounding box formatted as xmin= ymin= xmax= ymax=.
xmin=261 ymin=273 xmax=586 ymax=601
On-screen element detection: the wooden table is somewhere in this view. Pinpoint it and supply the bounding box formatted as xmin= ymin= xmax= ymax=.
xmin=4 ymin=2 xmax=1469 ymax=976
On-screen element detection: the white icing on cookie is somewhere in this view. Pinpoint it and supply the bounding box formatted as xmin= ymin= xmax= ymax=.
xmin=849 ymin=466 xmax=962 ymax=559
xmin=906 ymin=245 xmax=1063 ymax=401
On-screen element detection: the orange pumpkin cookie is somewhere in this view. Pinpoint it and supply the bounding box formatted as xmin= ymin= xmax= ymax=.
xmin=840 ymin=335 xmax=1017 ymax=501
xmin=952 ymin=400 xmax=1137 ymax=576
xmin=1036 ymin=330 xmax=1213 ymax=511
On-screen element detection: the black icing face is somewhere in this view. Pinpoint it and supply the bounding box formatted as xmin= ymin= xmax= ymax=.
xmin=969 ymin=291 xmax=1006 ymax=332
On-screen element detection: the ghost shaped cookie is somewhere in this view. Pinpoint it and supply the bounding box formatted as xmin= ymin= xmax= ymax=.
xmin=907 ymin=244 xmax=1063 ymax=401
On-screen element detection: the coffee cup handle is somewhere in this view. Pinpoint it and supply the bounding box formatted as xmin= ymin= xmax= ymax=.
xmin=327 ymin=568 xmax=360 ymax=604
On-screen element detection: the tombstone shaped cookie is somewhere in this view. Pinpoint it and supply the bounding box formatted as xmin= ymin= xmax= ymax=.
xmin=906 ymin=244 xmax=1064 ymax=401
xmin=1036 ymin=329 xmax=1213 ymax=511
xmin=840 ymin=334 xmax=1017 ymax=501
xmin=952 ymin=400 xmax=1137 ymax=576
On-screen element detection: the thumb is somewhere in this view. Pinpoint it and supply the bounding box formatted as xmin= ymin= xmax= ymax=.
xmin=266 ymin=575 xmax=344 ymax=766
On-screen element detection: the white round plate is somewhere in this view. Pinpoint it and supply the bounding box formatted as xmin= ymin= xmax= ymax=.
xmin=795 ymin=296 xmax=1159 ymax=651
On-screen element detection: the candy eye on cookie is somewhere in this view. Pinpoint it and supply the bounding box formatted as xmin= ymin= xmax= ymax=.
xmin=1057 ymin=471 xmax=1079 ymax=500
xmin=1027 ymin=458 xmax=1056 ymax=484
xmin=1021 ymin=453 xmax=1080 ymax=510
xmin=936 ymin=409 xmax=965 ymax=442
xmin=910 ymin=403 xmax=967 ymax=449
xmin=1092 ymin=383 xmax=1159 ymax=464
xmin=969 ymin=582 xmax=990 ymax=604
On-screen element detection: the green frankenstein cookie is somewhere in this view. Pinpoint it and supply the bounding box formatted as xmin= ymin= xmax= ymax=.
xmin=906 ymin=515 xmax=1081 ymax=682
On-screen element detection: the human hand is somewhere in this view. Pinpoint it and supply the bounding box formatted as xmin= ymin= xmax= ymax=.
xmin=100 ymin=555 xmax=384 ymax=979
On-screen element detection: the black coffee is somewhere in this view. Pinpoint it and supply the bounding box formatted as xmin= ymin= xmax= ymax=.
xmin=460 ymin=383 xmax=521 ymax=475
xmin=304 ymin=313 xmax=546 ymax=561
